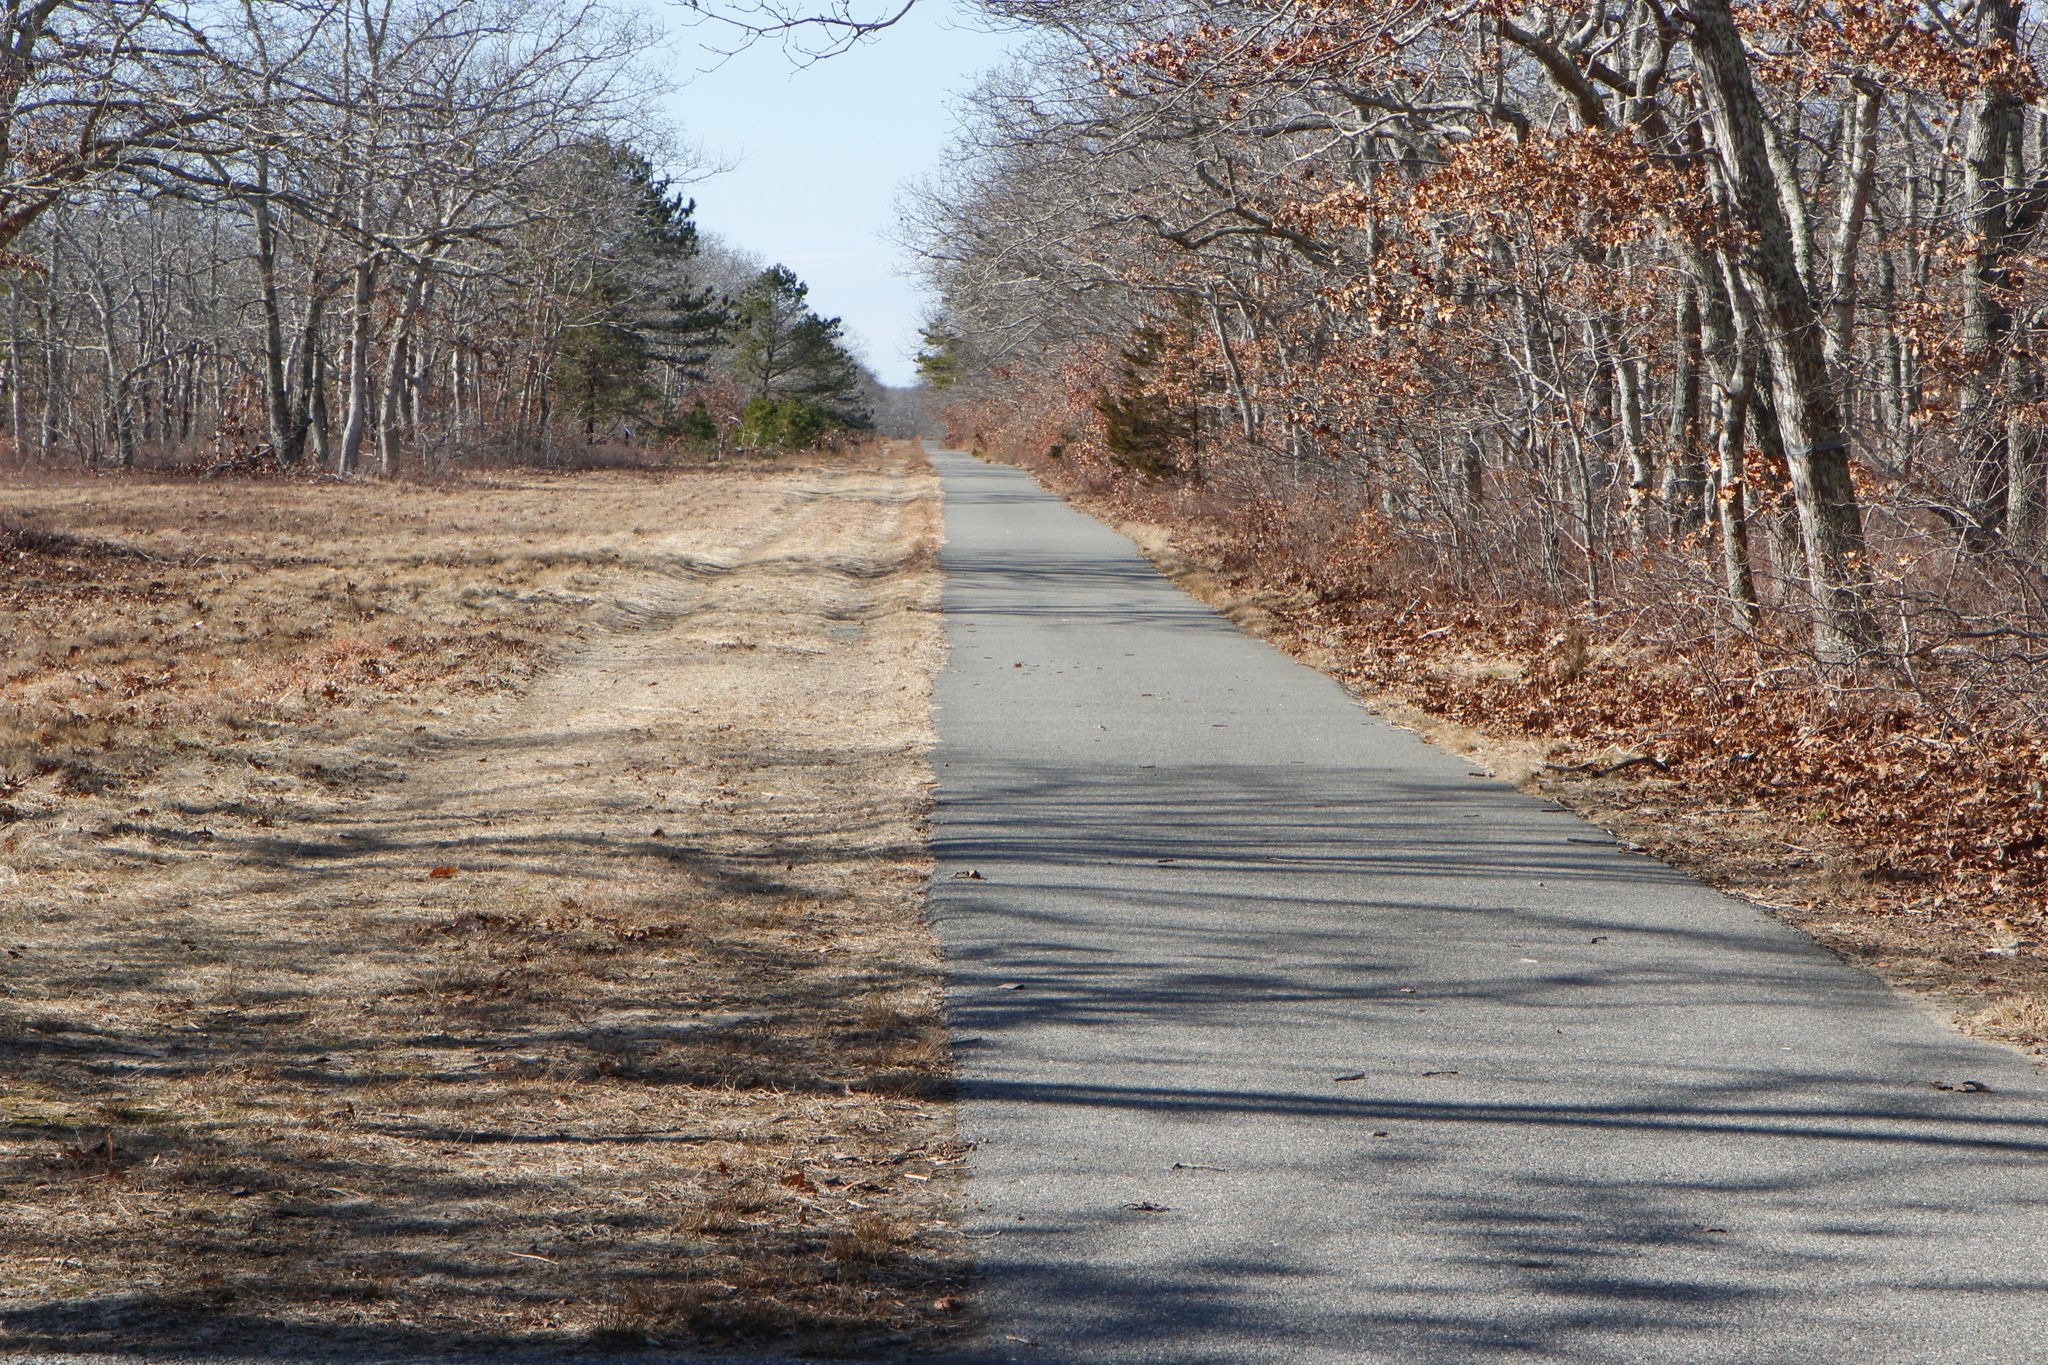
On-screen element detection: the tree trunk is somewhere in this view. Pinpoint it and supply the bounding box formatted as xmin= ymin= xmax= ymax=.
xmin=1700 ymin=253 xmax=1760 ymax=626
xmin=376 ymin=267 xmax=426 ymax=477
xmin=1613 ymin=333 xmax=1653 ymax=534
xmin=337 ymin=257 xmax=377 ymax=476
xmin=2006 ymin=323 xmax=2044 ymax=549
xmin=1715 ymin=355 xmax=1760 ymax=629
xmin=1206 ymin=284 xmax=1257 ymax=440
xmin=308 ymin=345 xmax=332 ymax=468
xmin=1665 ymin=282 xmax=1706 ymax=528
xmin=287 ymin=294 xmax=326 ymax=459
xmin=1692 ymin=0 xmax=1879 ymax=661
xmin=1823 ymin=78 xmax=1884 ymax=376
xmin=94 ymin=279 xmax=135 ymax=469
xmin=7 ymin=275 xmax=21 ymax=460
xmin=251 ymin=150 xmax=301 ymax=465
xmin=378 ymin=326 xmax=410 ymax=476
xmin=1961 ymin=0 xmax=2024 ymax=545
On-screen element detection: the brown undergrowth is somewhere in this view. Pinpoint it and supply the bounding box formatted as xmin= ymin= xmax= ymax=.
xmin=996 ymin=447 xmax=2048 ymax=1062
xmin=0 ymin=443 xmax=964 ymax=1357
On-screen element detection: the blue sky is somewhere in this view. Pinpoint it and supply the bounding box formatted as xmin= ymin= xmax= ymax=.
xmin=647 ymin=1 xmax=1018 ymax=385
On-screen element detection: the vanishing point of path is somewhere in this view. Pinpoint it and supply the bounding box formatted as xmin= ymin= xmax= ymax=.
xmin=925 ymin=448 xmax=2048 ymax=1363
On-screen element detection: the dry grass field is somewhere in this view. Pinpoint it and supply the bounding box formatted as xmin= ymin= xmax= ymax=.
xmin=0 ymin=444 xmax=962 ymax=1358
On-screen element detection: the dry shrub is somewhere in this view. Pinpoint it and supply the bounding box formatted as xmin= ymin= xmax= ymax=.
xmin=1545 ymin=628 xmax=1592 ymax=683
xmin=828 ymin=1212 xmax=902 ymax=1265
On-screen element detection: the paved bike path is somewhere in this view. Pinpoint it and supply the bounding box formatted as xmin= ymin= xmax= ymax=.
xmin=924 ymin=448 xmax=2048 ymax=1363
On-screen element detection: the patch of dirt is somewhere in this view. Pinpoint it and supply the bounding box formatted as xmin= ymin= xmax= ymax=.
xmin=0 ymin=444 xmax=964 ymax=1357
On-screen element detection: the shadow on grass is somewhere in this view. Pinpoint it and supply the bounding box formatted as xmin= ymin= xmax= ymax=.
xmin=2 ymin=695 xmax=961 ymax=1361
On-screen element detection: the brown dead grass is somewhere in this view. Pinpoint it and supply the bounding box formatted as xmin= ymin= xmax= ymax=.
xmin=0 ymin=443 xmax=964 ymax=1357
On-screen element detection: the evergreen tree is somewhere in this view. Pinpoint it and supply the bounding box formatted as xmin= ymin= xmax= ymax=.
xmin=736 ymin=394 xmax=832 ymax=448
xmin=915 ymin=324 xmax=963 ymax=391
xmin=1094 ymin=325 xmax=1194 ymax=475
xmin=605 ymin=147 xmax=726 ymax=386
xmin=680 ymin=396 xmax=718 ymax=444
xmin=555 ymin=322 xmax=651 ymax=440
xmin=728 ymin=265 xmax=872 ymax=436
xmin=549 ymin=142 xmax=727 ymax=439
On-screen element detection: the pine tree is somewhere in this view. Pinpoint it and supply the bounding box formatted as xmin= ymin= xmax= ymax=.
xmin=549 ymin=142 xmax=728 ymax=439
xmin=728 ymin=266 xmax=872 ymax=437
xmin=915 ymin=324 xmax=963 ymax=391
xmin=1094 ymin=325 xmax=1193 ymax=475
xmin=680 ymin=397 xmax=718 ymax=444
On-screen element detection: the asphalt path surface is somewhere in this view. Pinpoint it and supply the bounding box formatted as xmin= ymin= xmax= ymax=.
xmin=924 ymin=447 xmax=2048 ymax=1363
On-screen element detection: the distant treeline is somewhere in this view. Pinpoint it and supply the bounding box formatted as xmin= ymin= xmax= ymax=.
xmin=0 ymin=0 xmax=924 ymax=473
